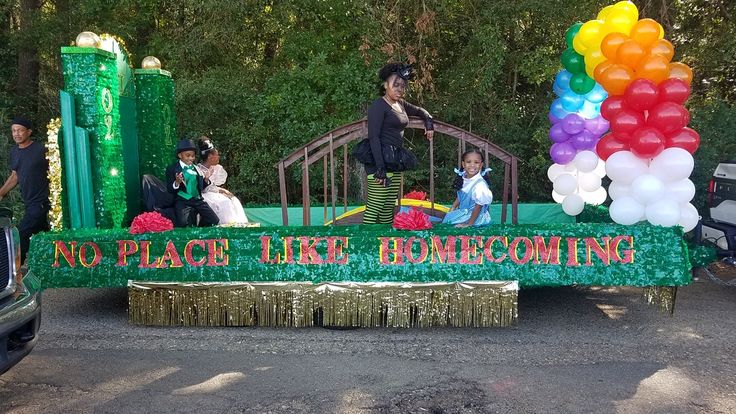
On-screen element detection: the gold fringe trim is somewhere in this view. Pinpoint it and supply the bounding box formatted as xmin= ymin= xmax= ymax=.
xmin=642 ymin=286 xmax=677 ymax=314
xmin=128 ymin=281 xmax=518 ymax=328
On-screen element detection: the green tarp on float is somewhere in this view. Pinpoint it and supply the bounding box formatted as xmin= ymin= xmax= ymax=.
xmin=245 ymin=203 xmax=575 ymax=227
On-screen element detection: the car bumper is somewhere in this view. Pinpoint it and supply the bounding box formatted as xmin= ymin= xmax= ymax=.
xmin=0 ymin=271 xmax=42 ymax=376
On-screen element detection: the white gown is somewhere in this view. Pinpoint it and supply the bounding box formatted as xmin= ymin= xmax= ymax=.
xmin=196 ymin=163 xmax=248 ymax=225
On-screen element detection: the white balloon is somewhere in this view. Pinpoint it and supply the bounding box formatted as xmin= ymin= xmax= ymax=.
xmin=579 ymin=172 xmax=602 ymax=192
xmin=665 ymin=179 xmax=696 ymax=204
xmin=547 ymin=163 xmax=567 ymax=182
xmin=649 ymin=147 xmax=694 ymax=183
xmin=562 ymin=194 xmax=585 ymax=216
xmin=574 ymin=151 xmax=599 ymax=173
xmin=563 ymin=162 xmax=578 ymax=172
xmin=630 ymin=174 xmax=666 ymax=206
xmin=678 ymin=203 xmax=700 ymax=232
xmin=605 ymin=151 xmax=649 ymax=185
xmin=553 ymin=174 xmax=577 ymax=196
xmin=609 ymin=196 xmax=645 ymax=225
xmin=580 ymin=187 xmax=608 ymax=205
xmin=592 ymin=159 xmax=607 ymax=178
xmin=552 ymin=190 xmax=566 ymax=204
xmin=608 ymin=181 xmax=631 ymax=200
xmin=645 ymin=199 xmax=681 ymax=227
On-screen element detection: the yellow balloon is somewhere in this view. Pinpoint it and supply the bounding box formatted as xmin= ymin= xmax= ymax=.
xmin=614 ymin=1 xmax=639 ymax=21
xmin=657 ymin=22 xmax=665 ymax=39
xmin=584 ymin=49 xmax=606 ymax=78
xmin=597 ymin=5 xmax=614 ymax=21
xmin=573 ymin=34 xmax=588 ymax=55
xmin=603 ymin=9 xmax=636 ymax=35
xmin=578 ymin=19 xmax=604 ymax=50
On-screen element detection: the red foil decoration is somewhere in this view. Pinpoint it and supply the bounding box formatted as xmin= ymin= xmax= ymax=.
xmin=393 ymin=207 xmax=433 ymax=230
xmin=129 ymin=212 xmax=174 ymax=234
xmin=403 ymin=190 xmax=428 ymax=201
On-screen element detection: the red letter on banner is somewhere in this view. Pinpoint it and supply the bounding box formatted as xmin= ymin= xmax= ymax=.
xmin=609 ymin=235 xmax=634 ymax=264
xmin=483 ymin=236 xmax=507 ymax=263
xmin=207 ymin=239 xmax=229 ymax=266
xmin=116 ymin=240 xmax=138 ymax=266
xmin=78 ymin=242 xmax=102 ymax=268
xmin=533 ymin=236 xmax=561 ymax=265
xmin=53 ymin=241 xmax=77 ymax=268
xmin=584 ymin=237 xmax=611 ymax=266
xmin=184 ymin=240 xmax=207 ymax=267
xmin=404 ymin=237 xmax=429 ymax=264
xmin=378 ymin=237 xmax=404 ymax=265
xmin=158 ymin=240 xmax=184 ymax=268
xmin=509 ymin=237 xmax=533 ymax=264
xmin=459 ymin=236 xmax=483 ymax=264
xmin=430 ymin=236 xmax=457 ymax=264
xmin=327 ymin=236 xmax=349 ymax=264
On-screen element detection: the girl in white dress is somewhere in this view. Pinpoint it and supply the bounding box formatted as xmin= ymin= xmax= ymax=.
xmin=196 ymin=138 xmax=249 ymax=225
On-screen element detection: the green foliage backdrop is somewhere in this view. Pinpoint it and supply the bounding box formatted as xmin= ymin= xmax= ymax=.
xmin=0 ymin=0 xmax=734 ymax=216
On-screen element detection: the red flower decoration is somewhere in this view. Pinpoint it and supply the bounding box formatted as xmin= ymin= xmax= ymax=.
xmin=403 ymin=190 xmax=427 ymax=201
xmin=393 ymin=208 xmax=432 ymax=230
xmin=129 ymin=211 xmax=174 ymax=234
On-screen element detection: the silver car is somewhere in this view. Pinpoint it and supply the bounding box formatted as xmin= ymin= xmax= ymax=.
xmin=0 ymin=213 xmax=41 ymax=375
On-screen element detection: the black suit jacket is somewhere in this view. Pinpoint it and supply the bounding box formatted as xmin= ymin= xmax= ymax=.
xmin=165 ymin=161 xmax=208 ymax=200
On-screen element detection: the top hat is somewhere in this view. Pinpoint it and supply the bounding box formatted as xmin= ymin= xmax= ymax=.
xmin=176 ymin=139 xmax=197 ymax=154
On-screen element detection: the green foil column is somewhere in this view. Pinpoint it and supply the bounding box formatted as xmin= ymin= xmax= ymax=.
xmin=135 ymin=69 xmax=177 ymax=180
xmin=61 ymin=47 xmax=127 ymax=228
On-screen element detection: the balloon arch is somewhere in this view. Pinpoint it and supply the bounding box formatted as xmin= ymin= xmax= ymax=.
xmin=546 ymin=0 xmax=699 ymax=232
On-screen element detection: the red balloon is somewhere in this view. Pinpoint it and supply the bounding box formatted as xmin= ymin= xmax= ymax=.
xmin=630 ymin=127 xmax=665 ymax=158
xmin=647 ymin=102 xmax=690 ymax=134
xmin=658 ymin=78 xmax=691 ymax=104
xmin=610 ymin=108 xmax=645 ymax=136
xmin=596 ymin=133 xmax=630 ymax=161
xmin=624 ymin=78 xmax=659 ymax=111
xmin=601 ymin=96 xmax=626 ymax=121
xmin=666 ymin=127 xmax=700 ymax=154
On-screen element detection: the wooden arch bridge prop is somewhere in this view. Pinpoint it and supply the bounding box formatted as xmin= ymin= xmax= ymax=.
xmin=276 ymin=118 xmax=520 ymax=226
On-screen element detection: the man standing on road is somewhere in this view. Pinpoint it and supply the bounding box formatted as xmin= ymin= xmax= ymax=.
xmin=0 ymin=116 xmax=50 ymax=263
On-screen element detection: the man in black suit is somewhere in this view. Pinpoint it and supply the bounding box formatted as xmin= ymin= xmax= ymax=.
xmin=165 ymin=139 xmax=219 ymax=227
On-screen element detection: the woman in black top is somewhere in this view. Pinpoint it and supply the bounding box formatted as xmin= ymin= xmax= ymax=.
xmin=363 ymin=63 xmax=434 ymax=224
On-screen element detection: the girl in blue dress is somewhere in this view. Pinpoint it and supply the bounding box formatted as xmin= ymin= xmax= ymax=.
xmin=442 ymin=149 xmax=493 ymax=228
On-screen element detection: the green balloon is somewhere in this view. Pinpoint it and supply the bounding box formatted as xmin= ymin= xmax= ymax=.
xmin=561 ymin=48 xmax=585 ymax=74
xmin=569 ymin=73 xmax=596 ymax=95
xmin=565 ymin=22 xmax=583 ymax=49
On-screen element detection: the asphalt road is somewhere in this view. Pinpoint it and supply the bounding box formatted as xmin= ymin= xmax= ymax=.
xmin=1 ymin=268 xmax=735 ymax=414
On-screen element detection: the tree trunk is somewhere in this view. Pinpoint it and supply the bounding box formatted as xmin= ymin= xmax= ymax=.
xmin=15 ymin=0 xmax=42 ymax=117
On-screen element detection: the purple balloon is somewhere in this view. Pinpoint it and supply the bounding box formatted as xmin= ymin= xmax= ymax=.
xmin=549 ymin=123 xmax=571 ymax=143
xmin=561 ymin=114 xmax=585 ymax=135
xmin=584 ymin=116 xmax=610 ymax=135
xmin=548 ymin=113 xmax=562 ymax=125
xmin=550 ymin=142 xmax=576 ymax=165
xmin=571 ymin=130 xmax=597 ymax=151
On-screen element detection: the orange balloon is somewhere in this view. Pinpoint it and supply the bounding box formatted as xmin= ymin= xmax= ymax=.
xmin=599 ymin=63 xmax=634 ymax=95
xmin=601 ymin=32 xmax=628 ymax=61
xmin=648 ymin=39 xmax=674 ymax=62
xmin=594 ymin=60 xmax=614 ymax=83
xmin=630 ymin=18 xmax=660 ymax=48
xmin=669 ymin=62 xmax=693 ymax=85
xmin=616 ymin=39 xmax=646 ymax=69
xmin=635 ymin=54 xmax=670 ymax=84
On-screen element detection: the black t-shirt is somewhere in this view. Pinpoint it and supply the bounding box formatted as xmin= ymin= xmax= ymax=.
xmin=366 ymin=98 xmax=433 ymax=174
xmin=9 ymin=140 xmax=49 ymax=206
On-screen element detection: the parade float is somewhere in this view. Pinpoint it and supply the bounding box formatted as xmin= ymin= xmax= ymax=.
xmin=28 ymin=1 xmax=699 ymax=328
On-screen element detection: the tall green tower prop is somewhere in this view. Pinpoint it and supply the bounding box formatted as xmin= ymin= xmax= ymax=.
xmin=135 ymin=62 xmax=177 ymax=180
xmin=60 ymin=35 xmax=141 ymax=228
